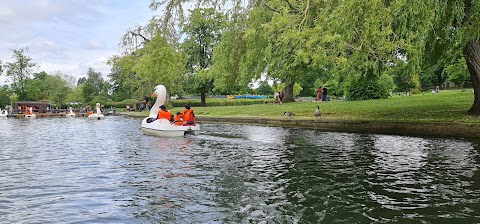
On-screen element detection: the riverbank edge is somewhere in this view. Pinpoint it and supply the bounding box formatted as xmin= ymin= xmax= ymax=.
xmin=117 ymin=112 xmax=480 ymax=139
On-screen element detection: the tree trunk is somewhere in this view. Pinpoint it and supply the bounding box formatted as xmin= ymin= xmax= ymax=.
xmin=284 ymin=82 xmax=295 ymax=103
xmin=464 ymin=38 xmax=480 ymax=114
xmin=200 ymin=92 xmax=207 ymax=107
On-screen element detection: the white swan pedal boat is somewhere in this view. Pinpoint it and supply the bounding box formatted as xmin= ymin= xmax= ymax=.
xmin=24 ymin=107 xmax=36 ymax=118
xmin=140 ymin=84 xmax=200 ymax=137
xmin=66 ymin=108 xmax=75 ymax=117
xmin=0 ymin=109 xmax=8 ymax=117
xmin=88 ymin=103 xmax=105 ymax=120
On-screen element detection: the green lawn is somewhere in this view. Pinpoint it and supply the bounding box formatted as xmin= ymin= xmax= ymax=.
xmin=132 ymin=89 xmax=480 ymax=123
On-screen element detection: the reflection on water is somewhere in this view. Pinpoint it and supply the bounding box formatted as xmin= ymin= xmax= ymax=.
xmin=1 ymin=117 xmax=480 ymax=223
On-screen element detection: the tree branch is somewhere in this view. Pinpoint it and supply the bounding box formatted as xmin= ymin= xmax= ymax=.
xmin=262 ymin=0 xmax=281 ymax=13
xmin=284 ymin=0 xmax=300 ymax=13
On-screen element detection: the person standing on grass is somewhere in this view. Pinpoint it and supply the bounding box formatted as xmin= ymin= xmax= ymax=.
xmin=274 ymin=91 xmax=280 ymax=105
xmin=322 ymin=87 xmax=328 ymax=102
xmin=279 ymin=91 xmax=284 ymax=104
xmin=316 ymin=86 xmax=323 ymax=102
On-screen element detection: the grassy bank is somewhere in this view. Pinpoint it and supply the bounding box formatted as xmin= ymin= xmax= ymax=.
xmin=130 ymin=89 xmax=480 ymax=124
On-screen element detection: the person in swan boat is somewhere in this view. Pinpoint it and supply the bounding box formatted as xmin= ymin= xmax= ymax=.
xmin=157 ymin=105 xmax=173 ymax=122
xmin=182 ymin=104 xmax=196 ymax=125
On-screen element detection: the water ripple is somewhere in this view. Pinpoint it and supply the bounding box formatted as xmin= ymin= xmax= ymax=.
xmin=0 ymin=118 xmax=479 ymax=223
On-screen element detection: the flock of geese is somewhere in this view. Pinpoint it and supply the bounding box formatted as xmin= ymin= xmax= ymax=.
xmin=284 ymin=105 xmax=321 ymax=118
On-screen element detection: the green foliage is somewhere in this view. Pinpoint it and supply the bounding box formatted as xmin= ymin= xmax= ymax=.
xmin=211 ymin=19 xmax=249 ymax=94
xmin=387 ymin=62 xmax=420 ymax=93
xmin=323 ymin=79 xmax=341 ymax=97
xmin=81 ymin=68 xmax=109 ymax=103
xmin=65 ymin=84 xmax=84 ymax=104
xmin=108 ymin=54 xmax=150 ymax=101
xmin=182 ymin=8 xmax=225 ymax=71
xmin=4 ymin=48 xmax=37 ymax=100
xmin=255 ymin=80 xmax=274 ymax=95
xmin=345 ymin=76 xmax=391 ymax=101
xmin=23 ymin=72 xmax=72 ymax=105
xmin=0 ymin=86 xmax=10 ymax=108
xmin=9 ymin=94 xmax=18 ymax=104
xmin=379 ymin=73 xmax=395 ymax=93
xmin=124 ymin=0 xmax=480 ymax=112
xmin=446 ymin=57 xmax=469 ymax=89
xmin=276 ymin=82 xmax=303 ymax=97
xmin=186 ymin=69 xmax=214 ymax=94
xmin=134 ymin=34 xmax=185 ymax=94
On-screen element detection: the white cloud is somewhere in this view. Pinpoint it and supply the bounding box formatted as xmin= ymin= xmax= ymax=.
xmin=0 ymin=0 xmax=155 ymax=85
xmin=85 ymin=39 xmax=106 ymax=49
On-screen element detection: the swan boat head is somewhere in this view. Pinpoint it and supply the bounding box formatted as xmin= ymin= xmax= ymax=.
xmin=149 ymin=85 xmax=167 ymax=118
xmin=96 ymin=103 xmax=102 ymax=115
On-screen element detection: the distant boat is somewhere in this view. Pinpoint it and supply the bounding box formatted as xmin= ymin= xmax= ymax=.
xmin=88 ymin=103 xmax=104 ymax=120
xmin=66 ymin=108 xmax=75 ymax=117
xmin=0 ymin=108 xmax=8 ymax=117
xmin=24 ymin=107 xmax=36 ymax=119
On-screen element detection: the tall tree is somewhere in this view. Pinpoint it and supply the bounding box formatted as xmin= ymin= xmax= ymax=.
xmin=108 ymin=54 xmax=149 ymax=101
xmin=82 ymin=68 xmax=109 ymax=103
xmin=432 ymin=1 xmax=480 ymax=113
xmin=182 ymin=7 xmax=225 ymax=106
xmin=446 ymin=57 xmax=470 ymax=91
xmin=133 ymin=34 xmax=185 ymax=95
xmin=3 ymin=48 xmax=37 ymax=100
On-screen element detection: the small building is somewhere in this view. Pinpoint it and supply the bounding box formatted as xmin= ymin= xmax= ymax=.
xmin=13 ymin=101 xmax=51 ymax=113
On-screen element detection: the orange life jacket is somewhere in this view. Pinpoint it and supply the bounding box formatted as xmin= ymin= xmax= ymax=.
xmin=157 ymin=110 xmax=172 ymax=120
xmin=183 ymin=109 xmax=195 ymax=125
xmin=173 ymin=115 xmax=183 ymax=125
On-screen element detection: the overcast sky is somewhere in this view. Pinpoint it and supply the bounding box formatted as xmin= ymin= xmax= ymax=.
xmin=0 ymin=0 xmax=155 ymax=85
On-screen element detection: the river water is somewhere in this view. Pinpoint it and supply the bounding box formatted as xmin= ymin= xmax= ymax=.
xmin=0 ymin=116 xmax=479 ymax=223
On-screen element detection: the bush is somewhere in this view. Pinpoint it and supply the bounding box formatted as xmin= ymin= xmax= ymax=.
xmin=345 ymin=77 xmax=391 ymax=101
xmin=170 ymin=98 xmax=274 ymax=107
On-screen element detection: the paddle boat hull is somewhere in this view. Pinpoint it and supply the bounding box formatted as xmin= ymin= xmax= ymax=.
xmin=88 ymin=114 xmax=105 ymax=120
xmin=141 ymin=118 xmax=200 ymax=137
xmin=24 ymin=114 xmax=36 ymax=118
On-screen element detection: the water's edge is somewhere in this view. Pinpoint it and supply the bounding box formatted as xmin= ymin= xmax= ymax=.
xmin=116 ymin=113 xmax=480 ymax=139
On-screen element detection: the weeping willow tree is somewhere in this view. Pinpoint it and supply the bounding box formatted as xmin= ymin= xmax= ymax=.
xmin=122 ymin=0 xmax=480 ymax=113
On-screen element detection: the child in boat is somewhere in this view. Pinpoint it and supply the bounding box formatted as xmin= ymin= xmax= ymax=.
xmin=173 ymin=112 xmax=183 ymax=125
